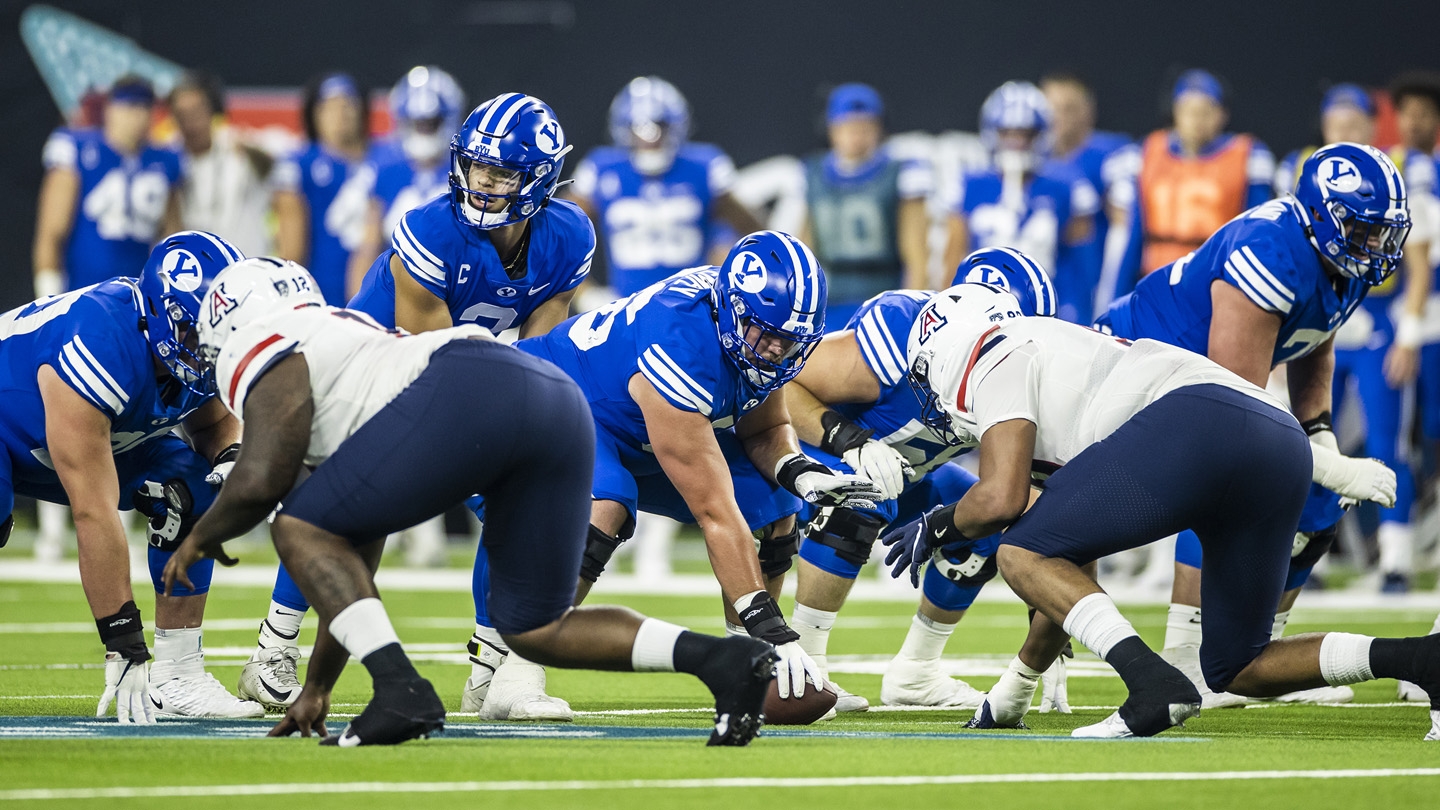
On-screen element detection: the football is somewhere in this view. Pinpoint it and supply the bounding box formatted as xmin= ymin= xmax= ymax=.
xmin=763 ymin=677 xmax=839 ymax=725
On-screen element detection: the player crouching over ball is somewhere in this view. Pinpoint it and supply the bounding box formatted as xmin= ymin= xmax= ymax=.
xmin=161 ymin=257 xmax=779 ymax=746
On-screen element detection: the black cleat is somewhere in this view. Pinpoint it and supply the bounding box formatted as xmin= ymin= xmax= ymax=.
xmin=964 ymin=699 xmax=1029 ymax=730
xmin=1112 ymin=657 xmax=1202 ymax=737
xmin=321 ymin=677 xmax=445 ymax=747
xmin=704 ymin=637 xmax=778 ymax=747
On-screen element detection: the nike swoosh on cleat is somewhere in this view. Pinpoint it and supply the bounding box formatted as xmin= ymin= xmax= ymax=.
xmin=260 ymin=681 xmax=294 ymax=702
xmin=150 ymin=695 xmax=163 ymax=710
xmin=337 ymin=728 xmax=361 ymax=747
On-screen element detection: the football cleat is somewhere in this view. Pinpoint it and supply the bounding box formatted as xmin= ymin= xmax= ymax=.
xmin=237 ymin=646 xmax=301 ymax=711
xmin=965 ymin=699 xmax=1030 ymax=730
xmin=321 ymin=677 xmax=445 ymax=747
xmin=478 ymin=657 xmax=572 ymax=722
xmin=706 ymin=638 xmax=778 ymax=747
xmin=1399 ymin=680 xmax=1429 ymax=702
xmin=149 ymin=653 xmax=264 ymax=718
xmin=1075 ymin=657 xmax=1201 ymax=738
xmin=881 ymin=655 xmax=986 ymax=708
xmin=832 ymin=682 xmax=870 ymax=713
xmin=1160 ymin=645 xmax=1247 ymax=709
xmin=459 ymin=633 xmax=508 ymax=713
xmin=1269 ymin=685 xmax=1355 ymax=704
xmin=1072 ymin=701 xmax=1200 ymax=739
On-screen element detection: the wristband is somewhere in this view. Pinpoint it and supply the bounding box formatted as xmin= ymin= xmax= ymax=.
xmin=819 ymin=411 xmax=874 ymax=456
xmin=34 ymin=269 xmax=63 ymax=299
xmin=775 ymin=453 xmax=826 ymax=496
xmin=1395 ymin=313 xmax=1424 ymax=349
xmin=212 ymin=443 xmax=242 ymax=467
xmin=737 ymin=591 xmax=799 ymax=645
xmin=1299 ymin=412 xmax=1332 ymax=436
xmin=96 ymin=601 xmax=151 ymax=664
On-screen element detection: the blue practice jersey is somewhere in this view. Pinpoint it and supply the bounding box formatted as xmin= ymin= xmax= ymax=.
xmin=1043 ymin=132 xmax=1136 ymax=324
xmin=957 ymin=167 xmax=1098 ymax=292
xmin=518 ymin=268 xmax=766 ymax=450
xmin=348 ymin=195 xmax=595 ymax=334
xmin=0 ymin=281 xmax=206 ymax=497
xmin=42 ymin=128 xmax=183 ymax=289
xmin=570 ymin=143 xmax=736 ymax=296
xmin=1097 ymin=197 xmax=1368 ymax=367
xmin=271 ymin=143 xmax=379 ymax=305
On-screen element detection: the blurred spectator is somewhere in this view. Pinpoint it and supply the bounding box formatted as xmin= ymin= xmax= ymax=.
xmin=169 ymin=71 xmax=275 ymax=255
xmin=802 ymin=83 xmax=929 ymax=327
xmin=272 ymin=72 xmax=372 ymax=305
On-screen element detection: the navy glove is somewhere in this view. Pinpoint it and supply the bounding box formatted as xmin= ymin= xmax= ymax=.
xmin=881 ymin=503 xmax=961 ymax=587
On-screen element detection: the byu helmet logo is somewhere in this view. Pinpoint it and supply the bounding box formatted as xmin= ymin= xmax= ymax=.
xmin=1320 ymin=157 xmax=1362 ymax=194
xmin=729 ymin=251 xmax=768 ymax=294
xmin=536 ymin=120 xmax=563 ymax=155
xmin=162 ymin=249 xmax=204 ymax=292
xmin=963 ymin=263 xmax=1012 ymax=290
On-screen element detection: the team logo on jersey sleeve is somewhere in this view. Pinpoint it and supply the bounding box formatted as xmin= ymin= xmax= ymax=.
xmin=162 ymin=249 xmax=204 ymax=292
xmin=917 ymin=307 xmax=947 ymax=344
xmin=962 ymin=263 xmax=1012 ymax=291
xmin=1319 ymin=157 xmax=1362 ymax=194
xmin=728 ymin=251 xmax=768 ymax=294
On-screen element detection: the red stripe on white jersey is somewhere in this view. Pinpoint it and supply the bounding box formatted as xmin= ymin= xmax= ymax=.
xmin=954 ymin=326 xmax=1001 ymax=414
xmin=228 ymin=334 xmax=285 ymax=411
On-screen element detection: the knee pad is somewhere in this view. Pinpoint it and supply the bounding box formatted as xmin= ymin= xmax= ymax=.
xmin=1291 ymin=524 xmax=1337 ymax=572
xmin=758 ymin=524 xmax=800 ymax=578
xmin=931 ymin=544 xmax=998 ymax=589
xmin=132 ymin=479 xmax=197 ymax=553
xmin=581 ymin=523 xmax=628 ymax=583
xmin=803 ymin=507 xmax=886 ymax=568
xmin=0 ymin=514 xmax=11 ymax=549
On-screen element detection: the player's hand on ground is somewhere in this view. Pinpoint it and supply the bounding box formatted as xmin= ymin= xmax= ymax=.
xmin=841 ymin=440 xmax=913 ymax=501
xmin=775 ymin=453 xmax=882 ymax=510
xmin=97 ymin=653 xmax=155 ymax=724
xmin=881 ymin=504 xmax=957 ymax=587
xmin=772 ymin=641 xmax=826 ymax=699
xmin=268 ymin=687 xmax=330 ymax=738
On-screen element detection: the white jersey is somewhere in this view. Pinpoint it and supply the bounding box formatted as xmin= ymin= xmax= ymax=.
xmin=215 ymin=305 xmax=488 ymax=465
xmin=936 ymin=317 xmax=1288 ymax=468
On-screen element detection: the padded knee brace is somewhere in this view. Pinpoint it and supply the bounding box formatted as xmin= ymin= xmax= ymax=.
xmin=1291 ymin=523 xmax=1338 ymax=572
xmin=758 ymin=524 xmax=800 ymax=578
xmin=581 ymin=523 xmax=629 ymax=583
xmin=803 ymin=507 xmax=886 ymax=568
xmin=932 ymin=545 xmax=998 ymax=588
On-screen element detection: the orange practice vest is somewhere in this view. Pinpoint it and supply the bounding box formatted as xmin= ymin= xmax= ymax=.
xmin=1139 ymin=130 xmax=1253 ymax=275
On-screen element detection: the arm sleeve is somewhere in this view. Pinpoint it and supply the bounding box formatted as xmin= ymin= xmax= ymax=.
xmin=389 ymin=208 xmax=450 ymax=299
xmin=42 ymin=130 xmax=77 ymax=171
xmin=636 ymin=339 xmax=719 ymax=417
xmin=52 ymin=330 xmax=142 ymax=421
xmin=569 ymin=156 xmax=598 ymax=199
xmin=1100 ymin=143 xmax=1141 ymax=208
xmin=969 ymin=344 xmax=1041 ymax=438
xmin=1218 ymin=228 xmax=1299 ymax=316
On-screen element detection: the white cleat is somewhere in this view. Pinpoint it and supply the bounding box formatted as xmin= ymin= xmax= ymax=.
xmin=1071 ymin=702 xmax=1200 ymax=738
xmin=1399 ymin=680 xmax=1429 ymax=703
xmin=150 ymin=654 xmax=264 ymax=718
xmin=1270 ymin=685 xmax=1355 ymax=704
xmin=1427 ymin=710 xmax=1440 ymax=741
xmin=832 ymin=682 xmax=870 ymax=713
xmin=237 ymin=647 xmax=301 ymax=712
xmin=1159 ymin=645 xmax=1247 ymax=709
xmin=881 ymin=656 xmax=986 ymax=708
xmin=478 ymin=657 xmax=572 ymax=722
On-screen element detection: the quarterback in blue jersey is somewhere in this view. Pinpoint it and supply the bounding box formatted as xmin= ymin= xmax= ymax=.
xmin=245 ymin=92 xmax=596 ymax=711
xmin=568 ymin=76 xmax=763 ymax=297
xmin=1 ymin=231 xmax=260 ymax=722
xmin=782 ymin=248 xmax=1058 ymax=714
xmin=273 ymin=73 xmax=376 ymax=306
xmin=464 ymin=231 xmax=882 ymax=721
xmin=33 ymin=76 xmax=182 ymax=298
xmin=943 ymin=82 xmax=1098 ymax=322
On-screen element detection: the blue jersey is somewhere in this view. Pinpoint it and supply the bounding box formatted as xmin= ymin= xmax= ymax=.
xmin=1043 ymin=132 xmax=1136 ymax=324
xmin=271 ymin=143 xmax=378 ymax=305
xmin=957 ymin=166 xmax=1098 ymax=289
xmin=41 ymin=128 xmax=183 ymax=289
xmin=371 ymin=159 xmax=449 ymax=246
xmin=1097 ymin=197 xmax=1368 ymax=367
xmin=348 ymin=195 xmax=595 ymax=334
xmin=0 ymin=281 xmax=206 ymax=497
xmin=570 ymin=143 xmax=736 ymax=296
xmin=517 ymin=268 xmax=766 ymax=450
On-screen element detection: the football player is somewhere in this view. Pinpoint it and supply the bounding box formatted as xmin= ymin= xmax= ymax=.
xmin=568 ymin=76 xmax=762 ymax=298
xmin=784 ymin=247 xmax=1058 ymax=715
xmin=465 ymin=231 xmax=881 ymax=721
xmin=891 ymin=284 xmax=1440 ymax=740
xmin=162 ymin=258 xmax=779 ymax=747
xmin=1 ymin=231 xmax=260 ymax=722
xmin=273 ymin=72 xmax=375 ymax=305
xmin=241 ymin=92 xmax=596 ymax=712
xmin=798 ymin=83 xmax=931 ymax=327
xmin=942 ymin=82 xmax=1098 ymax=319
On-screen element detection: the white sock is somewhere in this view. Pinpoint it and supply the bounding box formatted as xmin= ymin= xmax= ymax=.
xmin=474 ymin=622 xmax=509 ymax=655
xmin=1319 ymin=632 xmax=1374 ymax=686
xmin=1163 ymin=603 xmax=1203 ymax=650
xmin=153 ymin=627 xmax=202 ymax=663
xmin=257 ymin=600 xmax=305 ymax=651
xmin=725 ymin=622 xmax=748 ymax=638
xmin=986 ymin=657 xmax=1041 ymax=723
xmin=1271 ymin=610 xmax=1291 ymax=642
xmin=328 ymin=598 xmax=400 ymax=661
xmin=1063 ymin=593 xmax=1139 ymax=660
xmin=898 ymin=612 xmax=958 ymax=661
xmin=1378 ymin=523 xmax=1414 ymax=575
xmin=630 ymin=618 xmax=686 ymax=672
xmin=792 ymin=603 xmax=837 ymax=675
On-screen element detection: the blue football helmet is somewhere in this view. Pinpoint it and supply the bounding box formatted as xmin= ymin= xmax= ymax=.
xmin=449 ymin=92 xmax=572 ymax=230
xmin=137 ymin=231 xmax=245 ymax=401
xmin=1294 ymin=142 xmax=1411 ymax=286
xmin=713 ymin=231 xmax=827 ymax=394
xmin=390 ymin=65 xmax=465 ymax=164
xmin=609 ymin=76 xmax=690 ymax=175
xmin=979 ymin=81 xmax=1052 ymax=169
xmin=950 ymin=246 xmax=1058 ymax=317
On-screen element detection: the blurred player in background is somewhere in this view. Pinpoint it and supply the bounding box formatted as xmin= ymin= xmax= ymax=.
xmin=1040 ymin=73 xmax=1138 ymax=324
xmin=273 ymin=72 xmax=373 ymax=305
xmin=943 ymin=81 xmax=1097 ymax=321
xmin=31 ymin=75 xmax=184 ymax=563
xmin=168 ymin=71 xmax=275 ymax=256
xmin=800 ymin=83 xmax=931 ymax=326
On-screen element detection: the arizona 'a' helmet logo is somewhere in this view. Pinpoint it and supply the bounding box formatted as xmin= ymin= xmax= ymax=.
xmin=917 ymin=307 xmax=948 ymax=344
xmin=207 ymin=283 xmax=239 ymax=328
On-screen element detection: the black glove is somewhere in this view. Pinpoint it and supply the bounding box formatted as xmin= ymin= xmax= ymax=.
xmin=881 ymin=503 xmax=965 ymax=587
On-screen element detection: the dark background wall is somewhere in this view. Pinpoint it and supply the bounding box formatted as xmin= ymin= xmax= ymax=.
xmin=2 ymin=0 xmax=1438 ymax=310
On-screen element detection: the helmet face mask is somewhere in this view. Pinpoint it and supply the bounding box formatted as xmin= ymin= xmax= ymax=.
xmin=138 ymin=231 xmax=246 ymax=403
xmin=448 ymin=93 xmax=571 ymax=230
xmin=1295 ymin=142 xmax=1412 ymax=286
xmin=713 ymin=231 xmax=827 ymax=395
xmin=907 ymin=353 xmax=964 ymax=447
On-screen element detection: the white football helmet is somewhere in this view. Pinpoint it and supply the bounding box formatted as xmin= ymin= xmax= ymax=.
xmin=906 ymin=283 xmax=1024 ymax=446
xmin=199 ymin=257 xmax=325 ymax=367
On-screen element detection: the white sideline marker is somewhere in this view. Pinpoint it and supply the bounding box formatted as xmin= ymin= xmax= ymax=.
xmin=5 ymin=768 xmax=1440 ymax=801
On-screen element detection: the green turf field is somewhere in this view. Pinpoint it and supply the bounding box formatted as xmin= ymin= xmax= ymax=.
xmin=1 ymin=579 xmax=1438 ymax=808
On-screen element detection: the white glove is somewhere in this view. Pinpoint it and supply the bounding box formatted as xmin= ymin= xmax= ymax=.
xmin=1039 ymin=655 xmax=1071 ymax=714
xmin=204 ymin=443 xmax=242 ymax=487
xmin=97 ymin=653 xmax=155 ymax=724
xmin=772 ymin=641 xmax=826 ymax=700
xmin=1310 ymin=430 xmax=1397 ymax=508
xmin=841 ymin=440 xmax=912 ymax=501
xmin=775 ymin=453 xmax=882 ymax=510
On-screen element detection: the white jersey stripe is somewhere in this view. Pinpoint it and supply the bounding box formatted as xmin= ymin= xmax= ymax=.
xmin=1225 ymin=259 xmax=1289 ymax=314
xmin=1225 ymin=251 xmax=1292 ymax=314
xmin=70 ymin=336 xmax=130 ymax=406
xmin=394 ymin=222 xmax=446 ymax=284
xmin=1237 ymin=246 xmax=1294 ymax=303
xmin=398 ymin=216 xmax=445 ymax=269
xmin=59 ymin=343 xmax=123 ymax=413
xmin=644 ymin=346 xmax=713 ymax=406
xmin=57 ymin=350 xmax=111 ymax=413
xmin=639 ymin=351 xmax=712 ymax=416
xmin=856 ymin=310 xmax=907 ymax=385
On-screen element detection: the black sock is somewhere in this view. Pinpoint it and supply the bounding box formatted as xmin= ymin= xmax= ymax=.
xmin=362 ymin=642 xmax=419 ymax=685
xmin=672 ymin=631 xmax=721 ymax=677
xmin=1106 ymin=637 xmax=1167 ymax=690
xmin=1369 ymin=637 xmax=1432 ymax=681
